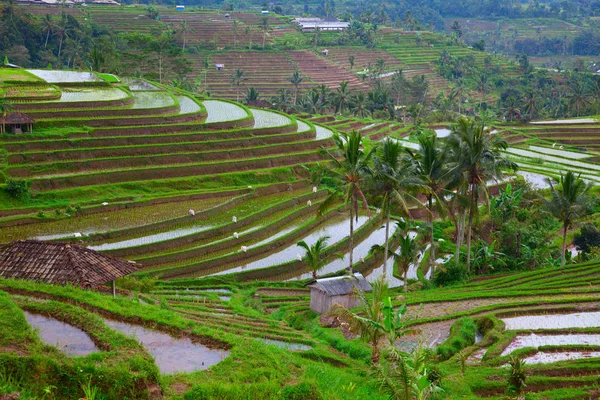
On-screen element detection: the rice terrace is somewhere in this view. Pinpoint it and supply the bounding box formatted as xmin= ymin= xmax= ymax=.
xmin=1 ymin=0 xmax=600 ymax=399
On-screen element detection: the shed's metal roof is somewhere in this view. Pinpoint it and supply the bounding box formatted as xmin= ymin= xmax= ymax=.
xmin=308 ymin=272 xmax=372 ymax=296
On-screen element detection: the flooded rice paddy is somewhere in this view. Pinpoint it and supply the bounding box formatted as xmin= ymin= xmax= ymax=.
xmin=177 ymin=96 xmax=202 ymax=114
xmin=24 ymin=311 xmax=98 ymax=357
xmin=27 ymin=69 xmax=102 ymax=83
xmin=1 ymin=196 xmax=233 ymax=243
xmin=315 ymin=125 xmax=334 ymax=139
xmin=434 ymin=128 xmax=451 ymax=138
xmin=502 ymin=311 xmax=600 ymax=330
xmin=89 ymin=225 xmax=215 ymax=251
xmin=131 ymin=91 xmax=175 ymax=109
xmin=522 ymin=351 xmax=600 ymax=364
xmin=103 ymin=319 xmax=229 ymax=374
xmin=297 ymin=120 xmax=310 ymax=133
xmin=209 ymin=215 xmax=369 ymax=276
xmin=517 ymin=171 xmax=553 ymax=189
xmin=203 ymin=100 xmax=248 ymax=123
xmin=257 ymin=338 xmax=312 ymax=351
xmin=54 ymin=87 xmax=129 ymax=103
xmin=501 ymin=333 xmax=600 ymax=356
xmin=251 ymin=109 xmax=290 ymax=128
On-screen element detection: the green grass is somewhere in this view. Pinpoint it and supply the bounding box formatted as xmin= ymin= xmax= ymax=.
xmin=0 ymin=68 xmax=42 ymax=83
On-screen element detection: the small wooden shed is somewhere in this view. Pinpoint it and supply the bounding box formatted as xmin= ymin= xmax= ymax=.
xmin=0 ymin=111 xmax=35 ymax=134
xmin=0 ymin=240 xmax=139 ymax=295
xmin=308 ymin=272 xmax=372 ymax=314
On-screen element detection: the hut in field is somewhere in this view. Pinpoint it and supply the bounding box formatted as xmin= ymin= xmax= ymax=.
xmin=0 ymin=112 xmax=35 ymax=134
xmin=308 ymin=272 xmax=372 ymax=314
xmin=0 ymin=240 xmax=139 ymax=296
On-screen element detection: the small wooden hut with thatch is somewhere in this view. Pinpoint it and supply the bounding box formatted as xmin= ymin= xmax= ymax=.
xmin=0 ymin=240 xmax=138 ymax=295
xmin=0 ymin=111 xmax=35 ymax=134
xmin=308 ymin=272 xmax=372 ymax=314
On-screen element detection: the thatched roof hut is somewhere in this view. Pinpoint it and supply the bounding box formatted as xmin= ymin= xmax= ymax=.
xmin=0 ymin=240 xmax=138 ymax=293
xmin=308 ymin=272 xmax=372 ymax=314
xmin=0 ymin=111 xmax=35 ymax=134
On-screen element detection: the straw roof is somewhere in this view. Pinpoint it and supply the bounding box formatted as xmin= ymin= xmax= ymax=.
xmin=0 ymin=111 xmax=35 ymax=125
xmin=0 ymin=240 xmax=138 ymax=287
xmin=308 ymin=272 xmax=372 ymax=296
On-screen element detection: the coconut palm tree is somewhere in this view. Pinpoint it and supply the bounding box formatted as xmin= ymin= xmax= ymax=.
xmin=349 ymin=92 xmax=369 ymax=118
xmin=372 ymin=138 xmax=421 ymax=274
xmin=230 ymin=68 xmax=245 ymax=102
xmin=260 ymin=16 xmax=270 ymax=49
xmin=178 ymin=20 xmax=192 ymax=50
xmin=232 ymin=19 xmax=239 ymax=49
xmin=543 ymin=172 xmax=593 ymax=266
xmin=244 ymin=87 xmax=260 ymax=104
xmin=333 ymin=276 xmax=394 ymax=364
xmin=289 ymin=69 xmax=303 ymax=105
xmin=42 ymin=14 xmax=54 ymax=49
xmin=407 ymin=131 xmax=449 ymax=269
xmin=394 ymin=233 xmax=420 ymax=292
xmin=331 ymin=81 xmax=351 ymax=114
xmin=319 ymin=131 xmax=374 ymax=271
xmin=297 ymin=236 xmax=341 ymax=279
xmin=271 ymin=88 xmax=292 ymax=112
xmin=446 ymin=117 xmax=517 ymax=270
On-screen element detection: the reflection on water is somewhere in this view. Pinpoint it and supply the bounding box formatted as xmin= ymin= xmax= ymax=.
xmin=24 ymin=311 xmax=98 ymax=357
xmin=257 ymin=338 xmax=312 ymax=351
xmin=104 ymin=318 xmax=229 ymax=374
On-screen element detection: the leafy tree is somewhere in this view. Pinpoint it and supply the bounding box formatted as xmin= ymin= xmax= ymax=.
xmin=5 ymin=178 xmax=30 ymax=201
xmin=543 ymin=172 xmax=593 ymax=266
xmin=319 ymin=131 xmax=373 ymax=271
xmin=348 ymin=55 xmax=355 ymax=70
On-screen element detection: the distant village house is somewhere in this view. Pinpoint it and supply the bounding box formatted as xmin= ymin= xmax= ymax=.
xmin=0 ymin=112 xmax=35 ymax=134
xmin=292 ymin=17 xmax=350 ymax=32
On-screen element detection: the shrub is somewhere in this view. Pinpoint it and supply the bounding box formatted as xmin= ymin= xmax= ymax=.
xmin=116 ymin=276 xmax=158 ymax=293
xmin=436 ymin=317 xmax=477 ymax=360
xmin=281 ymin=380 xmax=322 ymax=400
xmin=573 ymin=223 xmax=600 ymax=256
xmin=506 ymin=355 xmax=527 ymax=397
xmin=37 ymin=210 xmax=45 ymax=218
xmin=433 ymin=260 xmax=470 ymax=286
xmin=4 ymin=179 xmax=30 ymax=201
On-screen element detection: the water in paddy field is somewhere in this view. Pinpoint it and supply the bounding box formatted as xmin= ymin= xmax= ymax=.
xmin=26 ymin=69 xmax=102 ymax=83
xmin=88 ymin=224 xmax=214 ymax=251
xmin=103 ymin=319 xmax=229 ymax=374
xmin=297 ymin=120 xmax=310 ymax=132
xmin=517 ymin=171 xmax=553 ymax=189
xmin=521 ymin=351 xmax=600 ymax=364
xmin=24 ymin=311 xmax=98 ymax=357
xmin=256 ymin=338 xmax=312 ymax=351
xmin=434 ymin=128 xmax=451 ymax=138
xmin=501 ymin=333 xmax=600 ymax=357
xmin=315 ymin=125 xmax=334 ymax=139
xmin=209 ymin=215 xmax=369 ymax=277
xmin=502 ymin=311 xmax=600 ymax=330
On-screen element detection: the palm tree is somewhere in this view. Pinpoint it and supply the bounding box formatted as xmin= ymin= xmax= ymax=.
xmin=393 ymin=233 xmax=420 ymax=292
xmin=372 ymin=138 xmax=420 ymax=274
xmin=543 ymin=172 xmax=592 ymax=266
xmin=260 ymin=16 xmax=270 ymax=49
xmin=289 ymin=69 xmax=303 ymax=105
xmin=334 ymin=276 xmax=396 ymax=364
xmin=244 ymin=87 xmax=260 ymax=104
xmin=567 ymin=78 xmax=590 ymax=117
xmin=319 ymin=131 xmax=374 ymax=271
xmin=331 ymin=81 xmax=351 ymax=114
xmin=475 ymin=72 xmax=490 ymax=107
xmin=450 ymin=79 xmax=469 ymax=114
xmin=179 ymin=20 xmax=192 ymax=50
xmin=297 ymin=236 xmax=340 ymax=279
xmin=230 ymin=68 xmax=245 ymax=102
xmin=349 ymin=92 xmax=369 ymax=118
xmin=0 ymin=99 xmax=14 ymax=135
xmin=522 ymin=89 xmax=539 ymax=120
xmin=232 ymin=19 xmax=239 ymax=49
xmin=408 ymin=131 xmax=449 ymax=269
xmin=42 ymin=14 xmax=54 ymax=49
xmin=446 ymin=117 xmax=517 ymax=270
xmin=271 ymin=88 xmax=292 ymax=112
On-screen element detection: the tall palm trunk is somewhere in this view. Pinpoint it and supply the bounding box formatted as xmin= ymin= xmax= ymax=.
xmin=403 ymin=268 xmax=408 ymax=292
xmin=383 ymin=199 xmax=391 ymax=274
xmin=45 ymin=29 xmax=51 ymax=48
xmin=466 ymin=183 xmax=476 ymax=270
xmin=561 ymin=222 xmax=568 ymax=267
xmin=428 ymin=195 xmax=435 ymax=269
xmin=348 ymin=198 xmax=355 ymax=271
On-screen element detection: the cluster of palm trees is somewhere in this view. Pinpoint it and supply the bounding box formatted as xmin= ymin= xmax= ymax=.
xmin=298 ymin=117 xmax=517 ymax=288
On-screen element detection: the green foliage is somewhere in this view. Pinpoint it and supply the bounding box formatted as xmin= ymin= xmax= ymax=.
xmin=436 ymin=317 xmax=477 ymax=360
xmin=433 ymin=260 xmax=470 ymax=286
xmin=281 ymin=380 xmax=322 ymax=400
xmin=506 ymin=355 xmax=527 ymax=396
xmin=116 ymin=275 xmax=159 ymax=293
xmin=4 ymin=179 xmax=30 ymax=201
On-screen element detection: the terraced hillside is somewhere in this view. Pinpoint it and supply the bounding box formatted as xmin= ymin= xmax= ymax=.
xmin=2 ymin=248 xmax=600 ymax=398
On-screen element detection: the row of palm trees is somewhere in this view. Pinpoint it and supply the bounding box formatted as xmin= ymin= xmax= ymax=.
xmin=297 ymin=117 xmax=516 ymax=286
xmin=298 ymin=117 xmax=594 ymax=285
